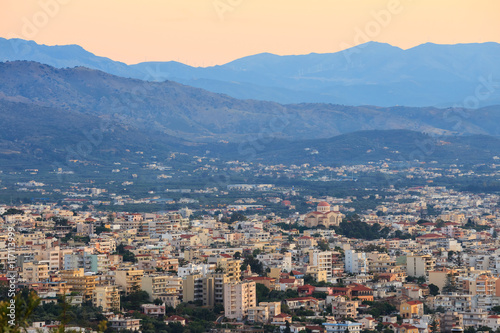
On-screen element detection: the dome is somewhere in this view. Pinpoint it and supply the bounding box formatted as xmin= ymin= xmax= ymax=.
xmin=317 ymin=201 xmax=331 ymax=213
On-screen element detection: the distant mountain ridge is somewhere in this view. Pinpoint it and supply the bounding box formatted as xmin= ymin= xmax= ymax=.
xmin=1 ymin=61 xmax=500 ymax=146
xmin=0 ymin=61 xmax=500 ymax=168
xmin=2 ymin=38 xmax=500 ymax=107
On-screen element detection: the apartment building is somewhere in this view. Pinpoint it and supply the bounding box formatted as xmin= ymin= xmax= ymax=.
xmin=115 ymin=267 xmax=144 ymax=294
xmin=182 ymin=272 xmax=233 ymax=306
xmin=89 ymin=236 xmax=116 ymax=254
xmin=40 ymin=247 xmax=74 ymax=271
xmin=367 ymin=252 xmax=396 ymax=273
xmin=463 ymin=275 xmax=500 ymax=296
xmin=84 ymin=253 xmax=110 ymax=273
xmin=345 ymin=250 xmax=368 ymax=274
xmin=309 ymin=250 xmax=334 ymax=279
xmin=400 ymin=301 xmax=424 ymax=319
xmin=458 ymin=308 xmax=488 ymax=328
xmin=406 ymin=255 xmax=436 ymax=277
xmin=323 ymin=321 xmax=362 ymax=333
xmin=183 ymin=273 xmax=215 ymax=306
xmin=60 ymin=268 xmax=97 ymax=301
xmin=141 ymin=274 xmax=181 ymax=301
xmin=330 ymin=296 xmax=358 ymax=320
xmin=22 ymin=262 xmax=49 ymax=283
xmin=207 ymin=256 xmax=241 ymax=282
xmin=93 ymin=285 xmax=120 ymax=311
xmin=305 ymin=265 xmax=328 ymax=283
xmin=247 ymin=301 xmax=281 ymax=323
xmin=224 ymin=281 xmax=257 ymax=321
xmin=429 ymin=269 xmax=454 ymax=291
xmin=109 ymin=317 xmax=141 ymax=331
xmin=430 ymin=294 xmax=473 ymax=312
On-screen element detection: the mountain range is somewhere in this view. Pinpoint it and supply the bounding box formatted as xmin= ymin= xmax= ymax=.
xmin=1 ymin=61 xmax=500 ymax=168
xmin=2 ymin=38 xmax=500 ymax=107
xmin=1 ymin=61 xmax=500 ymax=143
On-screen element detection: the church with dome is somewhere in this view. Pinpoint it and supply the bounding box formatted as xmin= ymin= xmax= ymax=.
xmin=304 ymin=201 xmax=344 ymax=228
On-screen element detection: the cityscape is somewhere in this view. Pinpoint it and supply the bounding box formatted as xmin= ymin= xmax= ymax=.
xmin=1 ymin=1 xmax=500 ymax=333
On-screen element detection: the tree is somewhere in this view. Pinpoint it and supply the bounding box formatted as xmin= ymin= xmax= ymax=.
xmin=53 ymin=217 xmax=69 ymax=226
xmin=97 ymin=320 xmax=107 ymax=333
xmin=253 ymin=249 xmax=262 ymax=257
xmin=2 ymin=208 xmax=24 ymax=216
xmin=230 ymin=212 xmax=247 ymax=223
xmin=442 ymin=274 xmax=458 ymax=293
xmin=95 ymin=226 xmax=111 ymax=235
xmin=121 ymin=290 xmax=150 ymax=311
xmin=435 ymin=306 xmax=446 ymax=313
xmin=116 ymin=243 xmax=137 ymax=263
xmin=256 ymin=283 xmax=271 ymax=302
xmin=318 ymin=240 xmax=330 ymax=251
xmin=407 ymin=276 xmax=426 ymax=284
xmin=363 ymin=301 xmax=397 ymax=318
xmin=284 ymin=320 xmax=291 ymax=333
xmin=428 ymin=284 xmax=440 ymax=296
xmin=435 ymin=219 xmax=446 ymax=228
xmin=233 ymin=251 xmax=241 ymax=259
xmin=241 ymin=256 xmax=263 ymax=275
xmin=429 ymin=320 xmax=439 ymax=333
xmin=0 ymin=290 xmax=40 ymax=332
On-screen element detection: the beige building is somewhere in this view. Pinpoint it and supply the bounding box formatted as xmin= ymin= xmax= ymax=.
xmin=247 ymin=301 xmax=281 ymax=323
xmin=93 ymin=285 xmax=120 ymax=311
xmin=304 ymin=202 xmax=343 ymax=228
xmin=400 ymin=300 xmax=424 ymax=319
xmin=208 ymin=256 xmax=241 ymax=282
xmin=183 ymin=273 xmax=215 ymax=306
xmin=298 ymin=236 xmax=317 ymax=248
xmin=115 ymin=267 xmax=144 ymax=294
xmin=89 ymin=236 xmax=116 ymax=254
xmin=306 ymin=265 xmax=328 ymax=283
xmin=39 ymin=247 xmax=73 ymax=271
xmin=428 ymin=269 xmax=453 ymax=291
xmin=22 ymin=262 xmax=49 ymax=283
xmin=182 ymin=272 xmax=234 ymax=306
xmin=406 ymin=255 xmax=436 ymax=278
xmin=330 ymin=296 xmax=358 ymax=320
xmin=142 ymin=274 xmax=182 ymax=301
xmin=109 ymin=317 xmax=141 ymax=331
xmin=309 ymin=250 xmax=339 ymax=280
xmin=60 ymin=268 xmax=97 ymax=301
xmin=224 ymin=281 xmax=257 ymax=321
xmin=463 ymin=274 xmax=500 ymax=296
xmin=366 ymin=252 xmax=396 ymax=273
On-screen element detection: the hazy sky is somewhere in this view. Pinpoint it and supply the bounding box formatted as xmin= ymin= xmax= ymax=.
xmin=1 ymin=0 xmax=499 ymax=66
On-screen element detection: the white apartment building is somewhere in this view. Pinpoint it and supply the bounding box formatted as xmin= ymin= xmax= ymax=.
xmin=345 ymin=250 xmax=367 ymax=274
xmin=224 ymin=281 xmax=257 ymax=321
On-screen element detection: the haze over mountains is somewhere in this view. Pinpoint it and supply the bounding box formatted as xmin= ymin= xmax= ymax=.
xmin=1 ymin=38 xmax=500 ymax=168
xmin=2 ymin=61 xmax=500 ymax=142
xmin=1 ymin=60 xmax=500 ymax=168
xmin=2 ymin=38 xmax=500 ymax=107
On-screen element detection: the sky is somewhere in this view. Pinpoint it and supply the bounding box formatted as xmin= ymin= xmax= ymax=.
xmin=1 ymin=0 xmax=499 ymax=67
